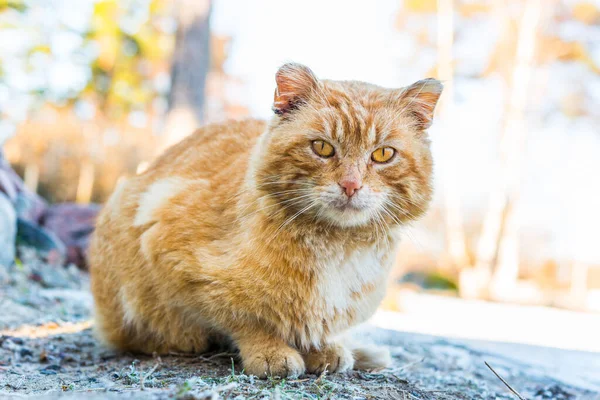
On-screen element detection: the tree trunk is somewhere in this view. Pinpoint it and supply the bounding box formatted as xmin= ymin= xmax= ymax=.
xmin=470 ymin=0 xmax=543 ymax=300
xmin=436 ymin=0 xmax=469 ymax=270
xmin=161 ymin=0 xmax=211 ymax=152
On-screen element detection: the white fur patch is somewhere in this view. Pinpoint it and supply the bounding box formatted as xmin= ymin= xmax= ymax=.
xmin=134 ymin=177 xmax=195 ymax=226
xmin=367 ymin=123 xmax=377 ymax=143
xmin=119 ymin=287 xmax=138 ymax=327
xmin=316 ymin=245 xmax=392 ymax=332
xmin=107 ymin=178 xmax=128 ymax=218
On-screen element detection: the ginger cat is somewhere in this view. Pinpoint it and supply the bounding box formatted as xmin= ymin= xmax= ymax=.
xmin=90 ymin=63 xmax=442 ymax=378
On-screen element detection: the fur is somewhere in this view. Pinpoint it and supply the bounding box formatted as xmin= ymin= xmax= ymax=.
xmin=89 ymin=63 xmax=442 ymax=378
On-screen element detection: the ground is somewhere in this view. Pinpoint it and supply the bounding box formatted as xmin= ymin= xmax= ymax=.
xmin=1 ymin=248 xmax=598 ymax=399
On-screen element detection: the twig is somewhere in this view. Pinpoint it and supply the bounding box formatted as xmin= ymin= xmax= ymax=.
xmin=314 ymin=363 xmax=330 ymax=384
xmin=140 ymin=361 xmax=161 ymax=390
xmin=203 ymin=352 xmax=237 ymax=360
xmin=392 ymin=357 xmax=425 ymax=373
xmin=485 ymin=361 xmax=526 ymax=400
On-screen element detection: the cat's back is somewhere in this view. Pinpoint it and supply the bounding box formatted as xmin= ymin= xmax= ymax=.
xmin=91 ymin=118 xmax=266 ymax=271
xmin=96 ymin=118 xmax=266 ymax=224
xmin=148 ymin=118 xmax=267 ymax=181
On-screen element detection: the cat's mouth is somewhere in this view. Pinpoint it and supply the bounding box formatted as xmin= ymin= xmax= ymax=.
xmin=330 ymin=199 xmax=366 ymax=212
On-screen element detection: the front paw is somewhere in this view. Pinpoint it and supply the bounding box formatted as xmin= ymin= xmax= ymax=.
xmin=242 ymin=346 xmax=305 ymax=378
xmin=304 ymin=343 xmax=354 ymax=375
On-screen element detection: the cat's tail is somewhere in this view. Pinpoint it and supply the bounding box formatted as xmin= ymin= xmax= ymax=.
xmin=342 ymin=338 xmax=392 ymax=371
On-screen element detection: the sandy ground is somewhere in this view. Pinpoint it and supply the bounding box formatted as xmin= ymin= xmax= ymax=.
xmin=1 ymin=248 xmax=599 ymax=399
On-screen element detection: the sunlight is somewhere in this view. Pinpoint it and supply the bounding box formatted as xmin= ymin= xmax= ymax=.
xmin=0 ymin=320 xmax=93 ymax=339
xmin=370 ymin=292 xmax=600 ymax=353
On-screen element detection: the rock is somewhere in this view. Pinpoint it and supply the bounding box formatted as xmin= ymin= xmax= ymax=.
xmin=16 ymin=218 xmax=66 ymax=261
xmin=14 ymin=191 xmax=48 ymax=223
xmin=0 ymin=169 xmax=18 ymax=203
xmin=0 ymin=156 xmax=47 ymax=222
xmin=41 ymin=203 xmax=101 ymax=269
xmin=0 ymin=192 xmax=16 ymax=267
xmin=39 ymin=364 xmax=60 ymax=375
xmin=535 ymin=385 xmax=576 ymax=399
xmin=19 ymin=348 xmax=33 ymax=357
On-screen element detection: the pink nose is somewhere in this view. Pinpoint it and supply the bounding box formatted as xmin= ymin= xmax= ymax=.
xmin=339 ymin=179 xmax=362 ymax=197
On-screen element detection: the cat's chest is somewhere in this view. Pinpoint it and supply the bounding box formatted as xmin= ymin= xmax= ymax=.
xmin=311 ymin=244 xmax=393 ymax=329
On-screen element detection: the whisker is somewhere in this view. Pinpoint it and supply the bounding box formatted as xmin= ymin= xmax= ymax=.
xmin=235 ymin=194 xmax=314 ymax=224
xmin=234 ymin=188 xmax=313 ymax=215
xmin=267 ymin=200 xmax=318 ymax=244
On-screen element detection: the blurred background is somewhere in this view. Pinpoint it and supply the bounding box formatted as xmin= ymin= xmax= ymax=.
xmin=1 ymin=0 xmax=599 ymax=347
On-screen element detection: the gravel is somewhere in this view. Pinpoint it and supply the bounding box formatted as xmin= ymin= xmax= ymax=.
xmin=1 ymin=248 xmax=598 ymax=399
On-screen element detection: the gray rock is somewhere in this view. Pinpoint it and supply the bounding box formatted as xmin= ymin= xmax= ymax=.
xmin=16 ymin=218 xmax=66 ymax=260
xmin=0 ymin=192 xmax=16 ymax=267
xmin=0 ymin=154 xmax=47 ymax=222
xmin=14 ymin=191 xmax=47 ymax=223
xmin=0 ymin=168 xmax=18 ymax=202
xmin=41 ymin=203 xmax=100 ymax=269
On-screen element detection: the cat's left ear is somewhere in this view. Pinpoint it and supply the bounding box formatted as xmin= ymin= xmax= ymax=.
xmin=395 ymin=78 xmax=443 ymax=130
xmin=273 ymin=63 xmax=319 ymax=116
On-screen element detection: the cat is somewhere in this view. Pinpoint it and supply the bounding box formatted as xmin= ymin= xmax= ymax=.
xmin=89 ymin=62 xmax=442 ymax=378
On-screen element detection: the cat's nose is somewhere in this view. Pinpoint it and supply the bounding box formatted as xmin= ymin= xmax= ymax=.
xmin=339 ymin=179 xmax=362 ymax=197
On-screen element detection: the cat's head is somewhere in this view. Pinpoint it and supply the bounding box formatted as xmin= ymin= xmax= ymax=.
xmin=254 ymin=63 xmax=442 ymax=230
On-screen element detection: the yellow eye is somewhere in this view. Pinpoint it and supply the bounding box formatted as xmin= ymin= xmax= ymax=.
xmin=371 ymin=147 xmax=396 ymax=163
xmin=311 ymin=140 xmax=335 ymax=158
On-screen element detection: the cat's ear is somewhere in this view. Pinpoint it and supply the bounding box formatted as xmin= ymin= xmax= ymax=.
xmin=273 ymin=63 xmax=319 ymax=116
xmin=395 ymin=78 xmax=443 ymax=130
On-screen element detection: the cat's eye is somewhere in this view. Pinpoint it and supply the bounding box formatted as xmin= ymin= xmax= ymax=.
xmin=371 ymin=147 xmax=396 ymax=163
xmin=311 ymin=140 xmax=335 ymax=158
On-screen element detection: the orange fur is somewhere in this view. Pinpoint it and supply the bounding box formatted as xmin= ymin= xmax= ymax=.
xmin=89 ymin=63 xmax=442 ymax=378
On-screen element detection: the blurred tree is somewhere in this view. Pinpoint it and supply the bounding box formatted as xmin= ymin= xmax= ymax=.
xmin=1 ymin=0 xmax=176 ymax=202
xmin=161 ymin=0 xmax=211 ymax=151
xmin=87 ymin=0 xmax=174 ymax=121
xmin=436 ymin=0 xmax=469 ymax=270
xmin=464 ymin=0 xmax=544 ymax=300
xmin=0 ymin=0 xmax=26 ymax=12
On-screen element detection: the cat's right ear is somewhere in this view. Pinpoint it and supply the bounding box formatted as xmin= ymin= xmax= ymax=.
xmin=395 ymin=78 xmax=443 ymax=130
xmin=273 ymin=63 xmax=319 ymax=116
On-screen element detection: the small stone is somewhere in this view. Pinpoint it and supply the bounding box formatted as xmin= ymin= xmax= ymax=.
xmin=34 ymin=264 xmax=72 ymax=288
xmin=39 ymin=369 xmax=57 ymax=375
xmin=6 ymin=336 xmax=24 ymax=345
xmin=39 ymin=364 xmax=61 ymax=375
xmin=19 ymin=348 xmax=33 ymax=357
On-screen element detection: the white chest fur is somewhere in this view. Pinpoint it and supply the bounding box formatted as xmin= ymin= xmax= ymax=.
xmin=315 ymin=243 xmax=394 ymax=332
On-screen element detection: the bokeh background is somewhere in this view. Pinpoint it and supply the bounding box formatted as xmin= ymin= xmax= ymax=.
xmin=1 ymin=0 xmax=599 ymax=346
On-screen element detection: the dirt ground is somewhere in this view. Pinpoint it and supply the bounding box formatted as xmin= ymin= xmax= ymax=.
xmin=1 ymin=248 xmax=598 ymax=399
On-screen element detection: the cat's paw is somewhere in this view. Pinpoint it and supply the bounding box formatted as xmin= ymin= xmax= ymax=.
xmin=352 ymin=345 xmax=391 ymax=371
xmin=242 ymin=346 xmax=305 ymax=378
xmin=304 ymin=343 xmax=354 ymax=375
